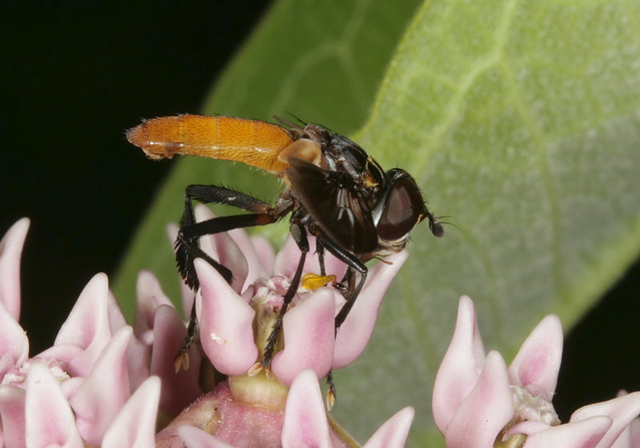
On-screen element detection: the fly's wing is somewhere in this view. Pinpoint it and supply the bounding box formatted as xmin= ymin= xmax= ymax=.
xmin=126 ymin=115 xmax=294 ymax=175
xmin=286 ymin=157 xmax=378 ymax=254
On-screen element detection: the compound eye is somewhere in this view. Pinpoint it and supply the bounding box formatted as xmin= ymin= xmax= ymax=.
xmin=377 ymin=176 xmax=425 ymax=242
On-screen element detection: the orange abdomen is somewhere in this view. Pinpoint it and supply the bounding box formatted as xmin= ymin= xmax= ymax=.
xmin=126 ymin=115 xmax=295 ymax=174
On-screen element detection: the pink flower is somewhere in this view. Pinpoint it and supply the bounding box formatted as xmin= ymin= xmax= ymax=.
xmin=153 ymin=205 xmax=415 ymax=446
xmin=433 ymin=296 xmax=640 ymax=448
xmin=177 ymin=204 xmax=409 ymax=386
xmin=0 ymin=218 xmax=159 ymax=447
xmin=158 ymin=369 xmax=414 ymax=448
xmin=0 ymin=215 xmax=415 ymax=447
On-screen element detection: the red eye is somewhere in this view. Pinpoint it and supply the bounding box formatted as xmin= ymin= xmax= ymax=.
xmin=377 ymin=175 xmax=425 ymax=241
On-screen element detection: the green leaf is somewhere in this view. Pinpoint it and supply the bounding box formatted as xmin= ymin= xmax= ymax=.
xmin=332 ymin=0 xmax=640 ymax=444
xmin=115 ymin=0 xmax=640 ymax=445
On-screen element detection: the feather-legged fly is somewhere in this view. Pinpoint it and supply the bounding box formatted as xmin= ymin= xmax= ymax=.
xmin=126 ymin=114 xmax=443 ymax=368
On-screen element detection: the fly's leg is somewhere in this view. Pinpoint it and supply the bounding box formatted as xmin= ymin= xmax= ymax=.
xmin=177 ymin=184 xmax=276 ymax=290
xmin=318 ymin=235 xmax=368 ymax=330
xmin=321 ymin=237 xmax=367 ymax=405
xmin=326 ymin=370 xmax=337 ymax=410
xmin=261 ymin=220 xmax=309 ymax=370
xmin=315 ymin=237 xmax=327 ymax=276
xmin=174 ymin=184 xmax=289 ymax=370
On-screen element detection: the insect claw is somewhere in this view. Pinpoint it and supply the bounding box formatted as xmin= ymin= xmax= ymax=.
xmin=248 ymin=362 xmax=263 ymax=377
xmin=174 ymin=351 xmax=190 ymax=373
xmin=326 ymin=371 xmax=337 ymax=410
xmin=264 ymin=368 xmax=275 ymax=380
xmin=326 ymin=389 xmax=336 ymax=411
xmin=174 ymin=306 xmax=199 ymax=371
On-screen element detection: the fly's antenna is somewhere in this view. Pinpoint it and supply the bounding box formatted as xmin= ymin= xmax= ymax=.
xmin=430 ymin=214 xmax=462 ymax=236
xmin=426 ymin=210 xmax=445 ymax=237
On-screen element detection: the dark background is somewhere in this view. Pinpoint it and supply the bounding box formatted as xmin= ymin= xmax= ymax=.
xmin=2 ymin=1 xmax=639 ymax=425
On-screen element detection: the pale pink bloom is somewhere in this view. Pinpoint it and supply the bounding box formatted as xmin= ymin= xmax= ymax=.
xmin=433 ymin=296 xmax=640 ymax=448
xmin=0 ymin=219 xmax=159 ymax=446
xmin=102 ymin=376 xmax=161 ymax=448
xmin=153 ymin=205 xmax=415 ymax=446
xmin=188 ymin=204 xmax=409 ymax=386
xmin=159 ymin=369 xmax=414 ymax=448
xmin=0 ymin=216 xmax=415 ymax=447
xmin=612 ymin=411 xmax=640 ymax=448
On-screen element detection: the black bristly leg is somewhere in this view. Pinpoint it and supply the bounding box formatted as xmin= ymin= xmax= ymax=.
xmin=186 ymin=184 xmax=273 ymax=212
xmin=177 ymin=184 xmax=277 ymax=290
xmin=174 ymin=184 xmax=291 ymax=369
xmin=175 ymin=297 xmax=199 ymax=370
xmin=315 ymin=237 xmax=327 ymax=276
xmin=177 ymin=213 xmax=282 ymax=290
xmin=308 ymin=235 xmax=367 ymax=407
xmin=326 ymin=370 xmax=337 ymax=409
xmin=335 ymin=266 xmax=368 ymax=330
xmin=313 ymin=237 xmax=368 ymax=407
xmin=262 ymin=220 xmax=309 ymax=369
xmin=318 ymin=235 xmax=368 ymax=331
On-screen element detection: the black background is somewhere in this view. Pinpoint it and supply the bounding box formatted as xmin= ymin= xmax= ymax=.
xmin=2 ymin=1 xmax=639 ymax=425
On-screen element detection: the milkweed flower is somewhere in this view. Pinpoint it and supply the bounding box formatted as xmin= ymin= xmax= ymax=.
xmin=0 ymin=214 xmax=414 ymax=447
xmin=155 ymin=205 xmax=415 ymax=446
xmin=0 ymin=218 xmax=159 ymax=447
xmin=433 ymin=295 xmax=640 ymax=448
xmin=186 ymin=205 xmax=410 ymax=386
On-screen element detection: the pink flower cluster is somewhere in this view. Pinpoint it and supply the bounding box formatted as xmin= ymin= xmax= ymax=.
xmin=433 ymin=296 xmax=640 ymax=448
xmin=0 ymin=214 xmax=414 ymax=447
xmin=186 ymin=205 xmax=411 ymax=388
xmin=3 ymin=209 xmax=640 ymax=447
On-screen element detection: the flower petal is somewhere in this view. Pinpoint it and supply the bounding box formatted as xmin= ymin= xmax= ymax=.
xmin=196 ymin=258 xmax=258 ymax=375
xmin=151 ymin=304 xmax=202 ymax=417
xmin=508 ymin=314 xmax=563 ymax=400
xmin=570 ymin=391 xmax=640 ymax=448
xmin=523 ymin=416 xmax=611 ymax=448
xmin=271 ymin=289 xmax=336 ymax=386
xmin=226 ymin=228 xmax=269 ymax=289
xmin=0 ymin=385 xmax=26 ymax=448
xmin=611 ymin=417 xmax=640 ymax=448
xmin=363 ymin=406 xmax=414 ymax=448
xmin=333 ymin=251 xmax=408 ymax=368
xmin=273 ymin=234 xmax=307 ymax=280
xmin=69 ymin=326 xmax=133 ymax=446
xmin=505 ymin=420 xmax=550 ymax=438
xmin=444 ymin=351 xmax=514 ymax=448
xmin=0 ymin=296 xmax=28 ymax=371
xmin=25 ymin=362 xmax=84 ymax=448
xmin=0 ymin=218 xmax=29 ymax=321
xmin=102 ymin=376 xmax=161 ymax=448
xmin=177 ymin=426 xmax=235 ymax=448
xmin=46 ymin=273 xmax=120 ymax=376
xmin=250 ymin=235 xmax=276 ymax=275
xmin=133 ymin=270 xmax=173 ymax=343
xmin=282 ymin=369 xmax=331 ymax=448
xmin=432 ymin=295 xmax=486 ymax=432
xmin=126 ymin=329 xmax=151 ymax=392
